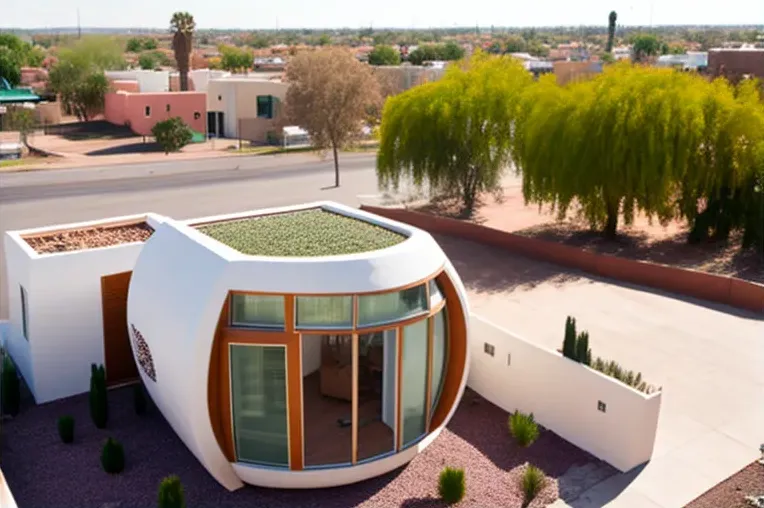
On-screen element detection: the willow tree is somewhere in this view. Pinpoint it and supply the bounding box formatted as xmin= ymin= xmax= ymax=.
xmin=514 ymin=62 xmax=708 ymax=238
xmin=170 ymin=12 xmax=195 ymax=91
xmin=377 ymin=51 xmax=532 ymax=214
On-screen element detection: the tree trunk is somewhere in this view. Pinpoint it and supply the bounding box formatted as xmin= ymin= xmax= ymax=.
xmin=180 ymin=72 xmax=189 ymax=92
xmin=332 ymin=142 xmax=340 ymax=187
xmin=604 ymin=199 xmax=619 ymax=239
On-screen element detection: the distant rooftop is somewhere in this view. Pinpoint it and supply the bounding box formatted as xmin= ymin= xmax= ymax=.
xmin=196 ymin=208 xmax=406 ymax=257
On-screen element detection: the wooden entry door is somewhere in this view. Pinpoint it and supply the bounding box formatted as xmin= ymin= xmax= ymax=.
xmin=101 ymin=271 xmax=138 ymax=386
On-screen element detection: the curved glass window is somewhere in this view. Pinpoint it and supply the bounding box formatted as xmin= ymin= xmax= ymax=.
xmin=430 ymin=307 xmax=447 ymax=419
xmin=296 ymin=295 xmax=353 ymax=329
xmin=230 ymin=344 xmax=289 ymax=467
xmin=429 ymin=278 xmax=444 ymax=308
xmin=231 ymin=294 xmax=285 ymax=329
xmin=400 ymin=319 xmax=429 ymax=448
xmin=357 ymin=285 xmax=427 ymax=327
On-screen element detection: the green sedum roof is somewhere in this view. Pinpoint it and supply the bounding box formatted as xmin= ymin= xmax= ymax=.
xmin=197 ymin=208 xmax=406 ymax=257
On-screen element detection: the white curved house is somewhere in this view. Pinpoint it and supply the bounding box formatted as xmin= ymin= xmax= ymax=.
xmin=126 ymin=202 xmax=471 ymax=490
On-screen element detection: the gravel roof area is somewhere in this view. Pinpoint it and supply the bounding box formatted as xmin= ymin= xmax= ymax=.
xmin=686 ymin=461 xmax=764 ymax=508
xmin=196 ymin=208 xmax=405 ymax=257
xmin=1 ymin=386 xmax=613 ymax=508
xmin=23 ymin=222 xmax=154 ymax=254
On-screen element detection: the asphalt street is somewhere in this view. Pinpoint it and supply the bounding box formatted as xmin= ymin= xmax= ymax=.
xmin=0 ymin=152 xmax=393 ymax=318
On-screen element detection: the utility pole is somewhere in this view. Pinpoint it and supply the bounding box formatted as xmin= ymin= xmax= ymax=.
xmin=77 ymin=8 xmax=81 ymax=39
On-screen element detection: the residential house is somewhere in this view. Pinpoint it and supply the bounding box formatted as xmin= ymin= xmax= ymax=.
xmin=104 ymin=70 xmax=170 ymax=93
xmin=708 ymin=48 xmax=764 ymax=81
xmin=104 ymin=91 xmax=206 ymax=137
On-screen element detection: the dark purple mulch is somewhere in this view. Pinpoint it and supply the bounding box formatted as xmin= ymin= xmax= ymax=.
xmin=685 ymin=461 xmax=764 ymax=508
xmin=0 ymin=387 xmax=613 ymax=508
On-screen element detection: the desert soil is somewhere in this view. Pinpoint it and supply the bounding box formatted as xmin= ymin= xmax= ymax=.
xmin=24 ymin=222 xmax=154 ymax=254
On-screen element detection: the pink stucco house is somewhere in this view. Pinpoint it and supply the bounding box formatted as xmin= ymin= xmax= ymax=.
xmin=104 ymin=91 xmax=207 ymax=137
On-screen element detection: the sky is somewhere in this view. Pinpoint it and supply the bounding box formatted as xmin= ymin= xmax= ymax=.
xmin=2 ymin=0 xmax=762 ymax=30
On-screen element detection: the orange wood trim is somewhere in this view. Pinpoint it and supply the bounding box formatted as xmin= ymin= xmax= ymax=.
xmin=429 ymin=271 xmax=467 ymax=431
xmin=222 ymin=328 xmax=296 ymax=344
xmin=101 ymin=271 xmax=138 ymax=387
xmin=351 ymin=333 xmax=359 ymax=465
xmin=285 ymin=295 xmax=295 ymax=333
xmin=21 ymin=217 xmax=151 ymax=240
xmin=352 ymin=295 xmax=359 ymax=329
xmin=208 ymin=296 xmax=232 ymax=461
xmin=396 ymin=325 xmax=403 ymax=451
xmin=219 ymin=341 xmax=235 ymax=461
xmin=287 ymin=335 xmax=304 ymax=470
xmin=425 ymin=314 xmax=434 ymax=433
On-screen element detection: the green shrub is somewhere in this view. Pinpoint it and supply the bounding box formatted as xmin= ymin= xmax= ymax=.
xmin=438 ymin=466 xmax=465 ymax=505
xmin=158 ymin=475 xmax=186 ymax=508
xmin=58 ymin=415 xmax=75 ymax=443
xmin=1 ymin=355 xmax=20 ymax=417
xmin=562 ymin=316 xmax=577 ymax=360
xmin=89 ymin=363 xmax=108 ymax=428
xmin=508 ymin=410 xmax=540 ymax=448
xmin=101 ymin=437 xmax=125 ymax=474
xmin=576 ymin=331 xmax=591 ymax=365
xmin=590 ymin=356 xmax=659 ymax=394
xmin=152 ymin=117 xmax=193 ymax=154
xmin=520 ymin=464 xmax=546 ymax=508
xmin=134 ymin=383 xmax=147 ymax=415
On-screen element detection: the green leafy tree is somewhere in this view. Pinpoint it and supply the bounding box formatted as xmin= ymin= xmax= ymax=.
xmin=368 ymin=45 xmax=401 ymax=66
xmin=138 ymin=52 xmax=158 ymax=70
xmin=49 ymin=59 xmax=110 ymax=121
xmin=171 ymin=12 xmax=196 ymax=91
xmin=439 ymin=41 xmax=464 ymax=61
xmin=606 ymin=11 xmax=618 ymax=53
xmin=152 ymin=117 xmax=193 ymax=154
xmin=0 ymin=46 xmax=22 ymax=86
xmin=219 ymin=45 xmax=252 ymax=72
xmin=126 ymin=37 xmax=143 ymax=52
xmin=4 ymin=106 xmax=36 ymax=147
xmin=25 ymin=46 xmax=46 ymax=67
xmin=562 ymin=316 xmax=577 ymax=360
xmin=378 ymin=52 xmax=532 ymax=214
xmin=631 ymin=34 xmax=661 ymax=62
xmin=58 ymin=36 xmax=127 ymax=71
xmin=486 ymin=41 xmax=503 ymax=54
xmin=317 ymin=34 xmax=332 ymax=46
xmin=504 ymin=35 xmax=527 ymax=53
xmin=143 ymin=38 xmax=158 ymax=50
xmin=286 ymin=47 xmax=381 ymax=187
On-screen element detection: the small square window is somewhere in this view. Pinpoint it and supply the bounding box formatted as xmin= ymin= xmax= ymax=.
xmin=597 ymin=400 xmax=607 ymax=413
xmin=484 ymin=342 xmax=495 ymax=357
xmin=165 ymin=104 xmax=171 ymax=112
xmin=144 ymin=106 xmax=151 ymax=117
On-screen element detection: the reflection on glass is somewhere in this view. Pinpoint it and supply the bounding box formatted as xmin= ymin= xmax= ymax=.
xmin=357 ymin=285 xmax=428 ymax=327
xmin=296 ymin=296 xmax=353 ymax=329
xmin=429 ymin=278 xmax=444 ymax=308
xmin=230 ymin=294 xmax=285 ymax=329
xmin=401 ymin=319 xmax=428 ymax=448
xmin=230 ymin=344 xmax=289 ymax=467
xmin=357 ymin=330 xmax=396 ymax=461
xmin=302 ymin=334 xmax=353 ymax=467
xmin=430 ymin=308 xmax=447 ymax=419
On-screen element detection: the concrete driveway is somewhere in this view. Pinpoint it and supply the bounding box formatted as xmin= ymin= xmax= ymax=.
xmin=434 ymin=234 xmax=764 ymax=508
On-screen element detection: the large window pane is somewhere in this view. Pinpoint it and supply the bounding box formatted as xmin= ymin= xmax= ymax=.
xmin=358 ymin=285 xmax=427 ymax=327
xmin=401 ymin=319 xmax=428 ymax=448
xmin=231 ymin=294 xmax=285 ymax=329
xmin=357 ymin=330 xmax=395 ymax=461
xmin=230 ymin=345 xmax=289 ymax=467
xmin=431 ymin=308 xmax=447 ymax=419
xmin=429 ymin=278 xmax=444 ymax=309
xmin=296 ymin=296 xmax=353 ymax=329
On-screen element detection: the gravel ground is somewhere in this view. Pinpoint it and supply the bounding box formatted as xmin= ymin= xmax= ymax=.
xmin=24 ymin=222 xmax=153 ymax=254
xmin=0 ymin=387 xmax=613 ymax=508
xmin=685 ymin=461 xmax=764 ymax=508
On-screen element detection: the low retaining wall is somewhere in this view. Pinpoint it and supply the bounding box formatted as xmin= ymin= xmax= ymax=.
xmin=360 ymin=206 xmax=764 ymax=314
xmin=469 ymin=314 xmax=662 ymax=472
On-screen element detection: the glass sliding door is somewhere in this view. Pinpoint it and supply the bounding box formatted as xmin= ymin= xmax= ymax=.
xmin=357 ymin=330 xmax=395 ymax=461
xmin=230 ymin=344 xmax=289 ymax=467
xmin=400 ymin=319 xmax=429 ymax=448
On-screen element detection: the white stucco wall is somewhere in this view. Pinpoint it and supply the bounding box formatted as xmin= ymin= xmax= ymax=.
xmin=3 ymin=213 xmax=167 ymax=403
xmin=105 ymin=70 xmax=170 ymax=92
xmin=468 ymin=315 xmax=662 ymax=473
xmin=301 ymin=335 xmax=322 ymax=377
xmin=128 ymin=201 xmax=471 ymax=490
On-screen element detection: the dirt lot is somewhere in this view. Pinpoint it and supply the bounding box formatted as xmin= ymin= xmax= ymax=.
xmin=415 ymin=175 xmax=763 ymax=284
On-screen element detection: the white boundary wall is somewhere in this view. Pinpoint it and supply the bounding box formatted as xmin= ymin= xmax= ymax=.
xmin=3 ymin=213 xmax=167 ymax=403
xmin=468 ymin=315 xmax=662 ymax=473
xmin=0 ymin=468 xmax=18 ymax=508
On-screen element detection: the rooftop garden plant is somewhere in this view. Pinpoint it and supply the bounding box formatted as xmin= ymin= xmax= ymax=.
xmin=197 ymin=208 xmax=405 ymax=257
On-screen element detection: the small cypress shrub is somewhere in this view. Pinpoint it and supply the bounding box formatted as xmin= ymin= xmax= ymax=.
xmin=520 ymin=464 xmax=546 ymax=508
xmin=508 ymin=410 xmax=540 ymax=448
xmin=438 ymin=466 xmax=465 ymax=505
xmin=158 ymin=475 xmax=186 ymax=508
xmin=89 ymin=363 xmax=108 ymax=428
xmin=1 ymin=355 xmax=20 ymax=417
xmin=101 ymin=437 xmax=125 ymax=474
xmin=134 ymin=383 xmax=147 ymax=415
xmin=57 ymin=415 xmax=75 ymax=444
xmin=562 ymin=316 xmax=577 ymax=360
xmin=575 ymin=331 xmax=591 ymax=365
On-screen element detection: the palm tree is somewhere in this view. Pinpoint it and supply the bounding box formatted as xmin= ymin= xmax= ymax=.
xmin=606 ymin=11 xmax=617 ymax=53
xmin=170 ymin=11 xmax=195 ymax=91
